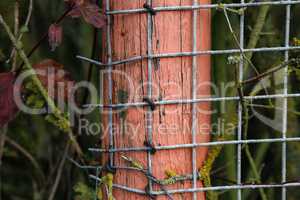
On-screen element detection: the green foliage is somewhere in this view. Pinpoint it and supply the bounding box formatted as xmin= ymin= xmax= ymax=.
xmin=24 ymin=80 xmax=71 ymax=132
xmin=121 ymin=155 xmax=144 ymax=170
xmin=19 ymin=25 xmax=29 ymax=34
xmin=0 ymin=1 xmax=96 ymax=200
xmin=292 ymin=37 xmax=300 ymax=46
xmin=74 ymin=182 xmax=96 ymax=200
xmin=2 ymin=0 xmax=300 ymax=200
xmin=25 ymin=81 xmax=46 ymax=109
xmin=97 ymin=173 xmax=114 ymax=200
xmin=45 ymin=113 xmax=70 ymax=132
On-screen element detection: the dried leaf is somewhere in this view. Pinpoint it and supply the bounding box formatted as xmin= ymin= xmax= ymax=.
xmin=64 ymin=0 xmax=84 ymax=6
xmin=33 ymin=59 xmax=74 ymax=101
xmin=67 ymin=1 xmax=106 ymax=28
xmin=68 ymin=6 xmax=82 ymax=18
xmin=80 ymin=3 xmax=106 ymax=28
xmin=0 ymin=72 xmax=19 ymax=127
xmin=48 ymin=24 xmax=63 ymax=51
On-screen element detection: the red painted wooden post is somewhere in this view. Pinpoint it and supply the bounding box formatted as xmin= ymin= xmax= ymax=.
xmin=102 ymin=1 xmax=211 ymax=199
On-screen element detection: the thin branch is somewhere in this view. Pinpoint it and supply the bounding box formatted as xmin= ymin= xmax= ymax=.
xmin=17 ymin=3 xmax=74 ymax=74
xmin=8 ymin=0 xmax=34 ymax=69
xmin=246 ymin=102 xmax=300 ymax=116
xmin=244 ymin=3 xmax=270 ymax=73
xmin=242 ymin=58 xmax=300 ymax=85
xmin=68 ymin=131 xmax=83 ymax=156
xmin=0 ymin=14 xmax=83 ymax=157
xmin=23 ymin=0 xmax=34 ymax=32
xmin=222 ymin=7 xmax=257 ymax=74
xmin=223 ymin=7 xmax=274 ymax=100
xmin=12 ymin=1 xmax=20 ymax=71
xmin=245 ymin=145 xmax=268 ymax=200
xmin=0 ymin=14 xmax=66 ymax=123
xmin=222 ymin=7 xmax=272 ymax=100
xmin=48 ymin=143 xmax=70 ymax=200
xmin=243 ymin=108 xmax=268 ymax=200
xmin=223 ymin=8 xmax=268 ymax=199
xmin=5 ymin=135 xmax=46 ymax=183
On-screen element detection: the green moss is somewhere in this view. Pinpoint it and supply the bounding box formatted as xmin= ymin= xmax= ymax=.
xmin=74 ymin=182 xmax=96 ymax=200
xmin=198 ymin=144 xmax=223 ymax=200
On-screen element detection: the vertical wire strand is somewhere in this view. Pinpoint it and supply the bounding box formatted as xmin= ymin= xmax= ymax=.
xmin=192 ymin=0 xmax=198 ymax=199
xmin=237 ymin=0 xmax=245 ymax=199
xmin=84 ymin=1 xmax=300 ymax=198
xmin=146 ymin=0 xmax=154 ymax=194
xmin=282 ymin=1 xmax=291 ymax=199
xmin=105 ymin=0 xmax=114 ymax=167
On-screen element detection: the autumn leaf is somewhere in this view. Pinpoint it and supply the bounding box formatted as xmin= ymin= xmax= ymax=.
xmin=80 ymin=3 xmax=106 ymax=28
xmin=48 ymin=24 xmax=63 ymax=51
xmin=64 ymin=0 xmax=84 ymax=6
xmin=33 ymin=59 xmax=74 ymax=101
xmin=0 ymin=72 xmax=19 ymax=127
xmin=66 ymin=0 xmax=106 ymax=29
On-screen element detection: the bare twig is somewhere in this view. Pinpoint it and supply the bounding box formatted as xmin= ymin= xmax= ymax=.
xmin=12 ymin=1 xmax=20 ymax=71
xmin=0 ymin=13 xmax=83 ymax=157
xmin=0 ymin=14 xmax=67 ymax=125
xmin=48 ymin=143 xmax=70 ymax=200
xmin=222 ymin=8 xmax=254 ymax=70
xmin=243 ymin=106 xmax=268 ymax=200
xmin=223 ymin=7 xmax=269 ymax=200
xmin=242 ymin=58 xmax=300 ymax=85
xmin=222 ymin=7 xmax=270 ymax=98
xmin=68 ymin=131 xmax=83 ymax=156
xmin=8 ymin=0 xmax=34 ymax=69
xmin=23 ymin=0 xmax=34 ymax=32
xmin=244 ymin=3 xmax=270 ymax=73
xmin=17 ymin=3 xmax=75 ymax=74
xmin=5 ymin=135 xmax=46 ymax=183
xmin=246 ymin=102 xmax=300 ymax=116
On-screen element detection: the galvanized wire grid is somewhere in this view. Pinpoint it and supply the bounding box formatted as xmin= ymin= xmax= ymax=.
xmin=76 ymin=0 xmax=300 ymax=199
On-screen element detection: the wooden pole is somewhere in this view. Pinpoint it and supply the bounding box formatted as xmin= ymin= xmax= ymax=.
xmin=102 ymin=1 xmax=211 ymax=199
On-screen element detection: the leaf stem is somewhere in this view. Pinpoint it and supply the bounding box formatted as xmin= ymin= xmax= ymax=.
xmin=0 ymin=13 xmax=70 ymax=131
xmin=242 ymin=58 xmax=300 ymax=85
xmin=16 ymin=3 xmax=75 ymax=75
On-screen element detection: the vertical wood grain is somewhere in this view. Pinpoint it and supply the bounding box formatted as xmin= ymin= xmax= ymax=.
xmin=102 ymin=1 xmax=211 ymax=199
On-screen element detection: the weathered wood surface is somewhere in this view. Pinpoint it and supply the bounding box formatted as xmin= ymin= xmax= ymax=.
xmin=102 ymin=1 xmax=211 ymax=199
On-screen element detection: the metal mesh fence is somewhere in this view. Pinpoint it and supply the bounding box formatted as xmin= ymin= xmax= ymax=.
xmin=75 ymin=0 xmax=300 ymax=199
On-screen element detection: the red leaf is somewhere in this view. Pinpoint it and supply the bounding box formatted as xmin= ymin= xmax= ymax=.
xmin=68 ymin=6 xmax=82 ymax=18
xmin=80 ymin=3 xmax=106 ymax=28
xmin=64 ymin=0 xmax=84 ymax=6
xmin=67 ymin=1 xmax=106 ymax=28
xmin=0 ymin=72 xmax=19 ymax=127
xmin=65 ymin=0 xmax=85 ymax=17
xmin=33 ymin=59 xmax=74 ymax=101
xmin=48 ymin=24 xmax=63 ymax=51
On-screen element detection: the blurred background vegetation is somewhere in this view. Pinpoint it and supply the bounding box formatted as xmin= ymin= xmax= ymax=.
xmin=0 ymin=0 xmax=300 ymax=200
xmin=0 ymin=0 xmax=101 ymax=199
